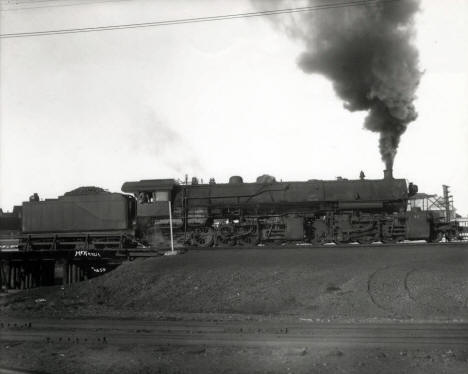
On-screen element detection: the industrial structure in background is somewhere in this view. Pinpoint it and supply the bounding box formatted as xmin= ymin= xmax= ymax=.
xmin=408 ymin=185 xmax=457 ymax=221
xmin=408 ymin=185 xmax=467 ymax=241
xmin=0 ymin=170 xmax=465 ymax=291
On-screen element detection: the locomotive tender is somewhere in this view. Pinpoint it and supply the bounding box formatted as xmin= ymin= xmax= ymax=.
xmin=1 ymin=170 xmax=457 ymax=251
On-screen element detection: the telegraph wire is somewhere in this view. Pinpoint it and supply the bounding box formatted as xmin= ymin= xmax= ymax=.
xmin=0 ymin=0 xmax=402 ymax=39
xmin=0 ymin=0 xmax=130 ymax=12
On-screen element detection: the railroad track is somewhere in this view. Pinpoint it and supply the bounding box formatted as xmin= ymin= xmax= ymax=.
xmin=2 ymin=240 xmax=467 ymax=256
xmin=2 ymin=318 xmax=468 ymax=347
xmin=191 ymin=240 xmax=468 ymax=251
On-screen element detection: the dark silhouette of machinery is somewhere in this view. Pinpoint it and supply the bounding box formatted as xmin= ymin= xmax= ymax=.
xmin=0 ymin=170 xmax=460 ymax=251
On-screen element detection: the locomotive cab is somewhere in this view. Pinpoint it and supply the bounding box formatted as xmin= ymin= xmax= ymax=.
xmin=122 ymin=179 xmax=176 ymax=216
xmin=121 ymin=179 xmax=181 ymax=245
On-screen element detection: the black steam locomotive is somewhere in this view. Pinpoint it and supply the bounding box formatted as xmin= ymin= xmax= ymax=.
xmin=0 ymin=171 xmax=459 ymax=251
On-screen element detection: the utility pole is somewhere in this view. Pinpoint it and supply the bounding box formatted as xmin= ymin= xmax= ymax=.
xmin=442 ymin=185 xmax=451 ymax=223
xmin=169 ymin=201 xmax=175 ymax=252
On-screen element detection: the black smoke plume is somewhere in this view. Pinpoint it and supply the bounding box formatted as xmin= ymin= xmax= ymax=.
xmin=261 ymin=0 xmax=422 ymax=169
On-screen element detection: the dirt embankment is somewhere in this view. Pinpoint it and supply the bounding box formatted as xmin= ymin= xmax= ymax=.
xmin=2 ymin=246 xmax=468 ymax=321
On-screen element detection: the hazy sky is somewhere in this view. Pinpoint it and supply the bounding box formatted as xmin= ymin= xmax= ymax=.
xmin=1 ymin=0 xmax=467 ymax=215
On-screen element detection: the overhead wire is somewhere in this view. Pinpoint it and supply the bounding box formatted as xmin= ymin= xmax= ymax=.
xmin=0 ymin=0 xmax=402 ymax=39
xmin=0 ymin=0 xmax=130 ymax=12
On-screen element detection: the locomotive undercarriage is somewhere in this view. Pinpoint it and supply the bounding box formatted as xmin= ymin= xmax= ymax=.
xmin=308 ymin=212 xmax=406 ymax=244
xmin=18 ymin=231 xmax=137 ymax=251
xmin=151 ymin=210 xmax=409 ymax=248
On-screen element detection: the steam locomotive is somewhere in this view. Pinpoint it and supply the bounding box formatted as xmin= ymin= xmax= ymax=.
xmin=0 ymin=170 xmax=459 ymax=251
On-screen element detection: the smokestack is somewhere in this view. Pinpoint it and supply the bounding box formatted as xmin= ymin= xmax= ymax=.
xmin=384 ymin=169 xmax=393 ymax=180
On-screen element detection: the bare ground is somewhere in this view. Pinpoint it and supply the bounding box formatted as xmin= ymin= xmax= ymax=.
xmin=2 ymin=245 xmax=467 ymax=321
xmin=1 ymin=244 xmax=468 ymax=373
xmin=1 ymin=341 xmax=468 ymax=374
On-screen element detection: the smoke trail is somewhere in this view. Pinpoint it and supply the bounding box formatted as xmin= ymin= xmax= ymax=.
xmin=260 ymin=0 xmax=421 ymax=169
xmin=127 ymin=109 xmax=203 ymax=174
